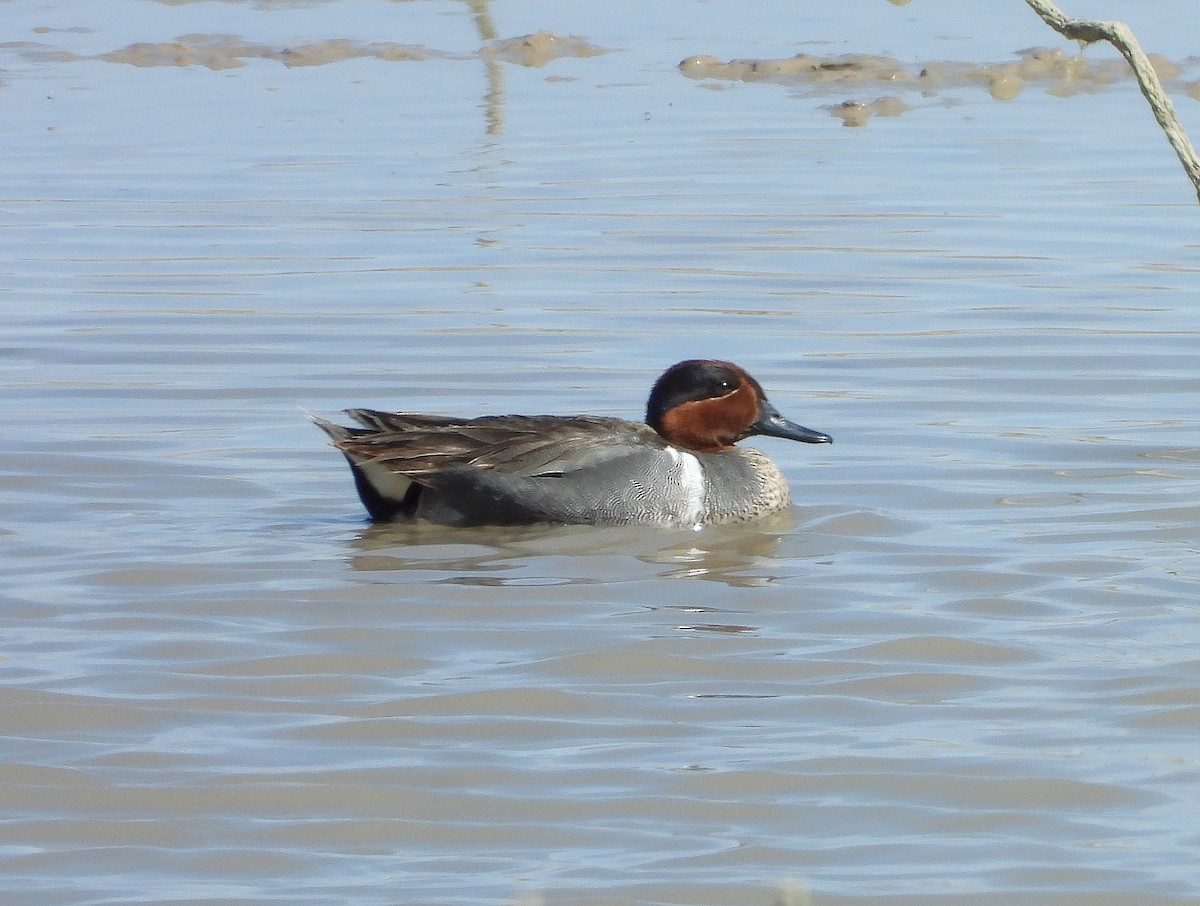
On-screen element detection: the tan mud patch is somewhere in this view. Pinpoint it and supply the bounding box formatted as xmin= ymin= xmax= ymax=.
xmin=97 ymin=34 xmax=440 ymax=70
xmin=25 ymin=29 xmax=606 ymax=72
xmin=826 ymin=96 xmax=914 ymax=127
xmin=480 ymin=31 xmax=607 ymax=68
xmin=680 ymin=46 xmax=1199 ymax=114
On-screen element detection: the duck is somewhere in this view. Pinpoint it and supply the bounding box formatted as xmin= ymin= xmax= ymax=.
xmin=313 ymin=359 xmax=832 ymax=527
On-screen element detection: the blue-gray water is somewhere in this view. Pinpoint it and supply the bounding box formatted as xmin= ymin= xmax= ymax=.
xmin=2 ymin=1 xmax=1199 ymax=904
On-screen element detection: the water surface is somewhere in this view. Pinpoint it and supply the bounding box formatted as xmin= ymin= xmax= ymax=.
xmin=2 ymin=1 xmax=1199 ymax=904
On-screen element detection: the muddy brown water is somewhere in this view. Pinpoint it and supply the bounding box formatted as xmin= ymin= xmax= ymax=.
xmin=3 ymin=1 xmax=1199 ymax=904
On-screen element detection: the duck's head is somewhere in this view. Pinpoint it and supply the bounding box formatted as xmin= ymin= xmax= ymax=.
xmin=645 ymin=359 xmax=832 ymax=453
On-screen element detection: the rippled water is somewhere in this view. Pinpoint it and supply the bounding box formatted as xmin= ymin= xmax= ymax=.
xmin=3 ymin=1 xmax=1200 ymax=904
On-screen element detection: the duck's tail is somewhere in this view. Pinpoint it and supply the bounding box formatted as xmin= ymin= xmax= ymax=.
xmin=310 ymin=413 xmax=417 ymax=521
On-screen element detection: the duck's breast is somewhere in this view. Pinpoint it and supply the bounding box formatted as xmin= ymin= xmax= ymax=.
xmin=695 ymin=447 xmax=790 ymax=523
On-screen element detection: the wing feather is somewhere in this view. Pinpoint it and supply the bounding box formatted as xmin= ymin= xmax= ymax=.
xmin=315 ymin=411 xmax=666 ymax=477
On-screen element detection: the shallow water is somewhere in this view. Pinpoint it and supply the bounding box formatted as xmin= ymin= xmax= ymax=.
xmin=3 ymin=1 xmax=1200 ymax=904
